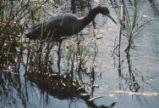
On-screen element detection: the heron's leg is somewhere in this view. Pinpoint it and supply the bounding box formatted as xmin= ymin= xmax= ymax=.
xmin=57 ymin=41 xmax=62 ymax=73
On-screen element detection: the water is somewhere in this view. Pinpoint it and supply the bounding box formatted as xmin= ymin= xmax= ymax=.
xmin=93 ymin=1 xmax=159 ymax=108
xmin=0 ymin=0 xmax=159 ymax=108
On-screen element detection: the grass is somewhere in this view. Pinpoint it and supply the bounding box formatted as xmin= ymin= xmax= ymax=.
xmin=1 ymin=0 xmax=153 ymax=107
xmin=0 ymin=0 xmax=98 ymax=92
xmin=0 ymin=3 xmax=101 ymax=108
xmin=111 ymin=0 xmax=153 ymax=92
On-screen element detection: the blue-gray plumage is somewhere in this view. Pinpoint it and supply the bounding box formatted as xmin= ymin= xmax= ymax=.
xmin=26 ymin=5 xmax=116 ymax=41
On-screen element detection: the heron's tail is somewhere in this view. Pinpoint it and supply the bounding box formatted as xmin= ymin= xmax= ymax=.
xmin=109 ymin=102 xmax=116 ymax=108
xmin=26 ymin=30 xmax=39 ymax=39
xmin=26 ymin=32 xmax=34 ymax=39
xmin=26 ymin=24 xmax=42 ymax=39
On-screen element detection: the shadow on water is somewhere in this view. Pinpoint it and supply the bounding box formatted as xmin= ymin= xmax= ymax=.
xmin=114 ymin=0 xmax=141 ymax=92
xmin=1 ymin=0 xmax=159 ymax=108
xmin=0 ymin=25 xmax=115 ymax=108
xmin=0 ymin=0 xmax=116 ymax=108
xmin=111 ymin=1 xmax=159 ymax=108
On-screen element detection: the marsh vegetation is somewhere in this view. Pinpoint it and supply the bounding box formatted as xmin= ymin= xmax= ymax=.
xmin=0 ymin=0 xmax=159 ymax=108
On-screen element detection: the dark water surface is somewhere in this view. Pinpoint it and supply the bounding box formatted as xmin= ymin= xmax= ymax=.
xmin=1 ymin=0 xmax=159 ymax=108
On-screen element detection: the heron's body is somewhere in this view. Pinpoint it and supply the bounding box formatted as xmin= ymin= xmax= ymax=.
xmin=26 ymin=5 xmax=116 ymax=41
xmin=27 ymin=14 xmax=80 ymax=40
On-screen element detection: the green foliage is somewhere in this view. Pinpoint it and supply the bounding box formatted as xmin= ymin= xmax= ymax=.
xmin=0 ymin=0 xmax=95 ymax=80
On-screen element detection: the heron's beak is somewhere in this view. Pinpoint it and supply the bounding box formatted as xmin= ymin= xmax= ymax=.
xmin=107 ymin=14 xmax=117 ymax=24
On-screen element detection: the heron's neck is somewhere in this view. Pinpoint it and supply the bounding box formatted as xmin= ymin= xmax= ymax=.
xmin=78 ymin=7 xmax=100 ymax=31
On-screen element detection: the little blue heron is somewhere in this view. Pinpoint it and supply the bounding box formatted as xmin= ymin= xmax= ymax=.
xmin=26 ymin=5 xmax=116 ymax=41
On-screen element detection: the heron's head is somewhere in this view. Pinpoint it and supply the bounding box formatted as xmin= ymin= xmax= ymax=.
xmin=97 ymin=5 xmax=117 ymax=24
xmin=97 ymin=5 xmax=110 ymax=15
